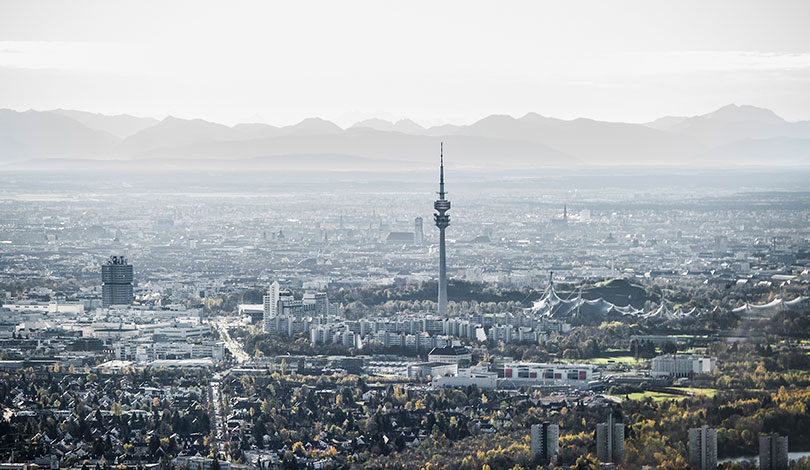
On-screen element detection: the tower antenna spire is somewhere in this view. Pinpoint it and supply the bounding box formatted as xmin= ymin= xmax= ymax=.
xmin=439 ymin=142 xmax=445 ymax=199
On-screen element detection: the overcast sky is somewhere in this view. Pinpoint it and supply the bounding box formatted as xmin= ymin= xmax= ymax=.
xmin=1 ymin=0 xmax=809 ymax=127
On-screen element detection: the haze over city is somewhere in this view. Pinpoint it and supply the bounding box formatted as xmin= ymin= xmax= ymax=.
xmin=1 ymin=2 xmax=809 ymax=470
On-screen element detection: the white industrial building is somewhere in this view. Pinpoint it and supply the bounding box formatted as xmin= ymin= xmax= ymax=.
xmin=434 ymin=362 xmax=600 ymax=390
xmin=407 ymin=362 xmax=458 ymax=379
xmin=433 ymin=366 xmax=498 ymax=389
xmin=115 ymin=340 xmax=225 ymax=364
xmin=651 ymin=354 xmax=717 ymax=378
xmin=427 ymin=346 xmax=472 ymax=365
xmin=503 ymin=362 xmax=601 ymax=389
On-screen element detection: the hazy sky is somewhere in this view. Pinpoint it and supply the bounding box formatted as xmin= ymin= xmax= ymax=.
xmin=1 ymin=0 xmax=809 ymax=127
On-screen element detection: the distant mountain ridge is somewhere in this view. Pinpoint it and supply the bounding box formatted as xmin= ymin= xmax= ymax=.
xmin=50 ymin=109 xmax=158 ymax=139
xmin=2 ymin=104 xmax=809 ymax=171
xmin=0 ymin=109 xmax=118 ymax=159
xmin=351 ymin=118 xmax=425 ymax=134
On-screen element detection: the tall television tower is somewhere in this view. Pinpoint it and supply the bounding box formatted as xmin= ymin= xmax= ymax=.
xmin=434 ymin=143 xmax=451 ymax=316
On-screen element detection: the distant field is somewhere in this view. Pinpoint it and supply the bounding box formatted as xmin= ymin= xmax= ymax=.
xmin=562 ymin=349 xmax=647 ymax=365
xmin=614 ymin=387 xmax=719 ymax=402
xmin=622 ymin=391 xmax=684 ymax=402
xmin=681 ymin=347 xmax=709 ymax=355
xmin=670 ymin=387 xmax=719 ymax=398
xmin=582 ymin=356 xmax=642 ymax=365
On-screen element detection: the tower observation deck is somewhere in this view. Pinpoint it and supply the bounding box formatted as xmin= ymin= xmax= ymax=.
xmin=434 ymin=143 xmax=451 ymax=316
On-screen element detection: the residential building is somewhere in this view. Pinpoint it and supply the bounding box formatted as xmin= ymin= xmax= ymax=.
xmin=596 ymin=413 xmax=624 ymax=463
xmin=263 ymin=281 xmax=280 ymax=333
xmin=530 ymin=422 xmax=559 ymax=463
xmin=760 ymin=434 xmax=789 ymax=470
xmin=688 ymin=425 xmax=717 ymax=470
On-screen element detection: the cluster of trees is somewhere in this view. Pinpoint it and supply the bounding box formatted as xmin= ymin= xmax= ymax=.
xmin=759 ymin=310 xmax=810 ymax=338
xmin=495 ymin=319 xmax=805 ymax=366
xmin=0 ymin=278 xmax=86 ymax=302
xmin=244 ymin=333 xmax=353 ymax=357
xmin=708 ymin=343 xmax=810 ymax=389
xmin=338 ymin=299 xmax=528 ymax=320
xmin=330 ymin=280 xmax=533 ymax=308
xmin=244 ymin=331 xmax=476 ymax=360
xmin=620 ymin=386 xmax=810 ymax=462
xmin=349 ymin=338 xmax=810 ymax=470
xmin=492 ymin=322 xmax=641 ymax=362
xmin=363 ymin=435 xmax=532 ymax=470
xmin=357 ymin=382 xmax=810 ymax=470
xmin=356 ymin=299 xmax=528 ymax=318
xmin=362 ymin=395 xmax=620 ymax=470
xmin=0 ymin=368 xmax=212 ymax=464
xmin=219 ymin=372 xmax=551 ymax=468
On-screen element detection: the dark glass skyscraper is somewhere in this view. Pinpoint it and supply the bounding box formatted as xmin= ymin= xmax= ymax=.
xmin=102 ymin=255 xmax=133 ymax=307
xmin=434 ymin=144 xmax=450 ymax=316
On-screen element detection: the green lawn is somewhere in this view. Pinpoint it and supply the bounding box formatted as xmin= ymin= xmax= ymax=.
xmin=622 ymin=391 xmax=684 ymax=402
xmin=680 ymin=347 xmax=708 ymax=355
xmin=614 ymin=388 xmax=718 ymax=402
xmin=584 ymin=356 xmax=643 ymax=365
xmin=670 ymin=387 xmax=719 ymax=398
xmin=561 ymin=354 xmax=646 ymax=365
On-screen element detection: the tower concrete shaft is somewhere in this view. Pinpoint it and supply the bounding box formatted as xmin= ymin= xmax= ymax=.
xmin=434 ymin=143 xmax=451 ymax=315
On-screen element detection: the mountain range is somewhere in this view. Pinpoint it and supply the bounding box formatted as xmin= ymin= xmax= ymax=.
xmin=2 ymin=104 xmax=809 ymax=171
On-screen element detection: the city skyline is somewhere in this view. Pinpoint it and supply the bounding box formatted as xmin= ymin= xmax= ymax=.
xmin=1 ymin=2 xmax=808 ymax=470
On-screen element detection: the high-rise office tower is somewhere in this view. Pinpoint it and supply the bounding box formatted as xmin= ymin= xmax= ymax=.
xmin=596 ymin=413 xmax=625 ymax=463
xmin=101 ymin=255 xmax=133 ymax=307
xmin=530 ymin=422 xmax=559 ymax=463
xmin=433 ymin=144 xmax=451 ymax=316
xmin=414 ymin=217 xmax=424 ymax=245
xmin=688 ymin=425 xmax=718 ymax=470
xmin=760 ymin=434 xmax=789 ymax=470
xmin=263 ymin=281 xmax=280 ymax=333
